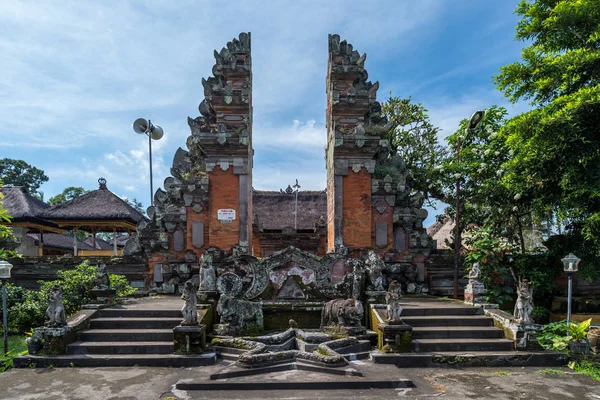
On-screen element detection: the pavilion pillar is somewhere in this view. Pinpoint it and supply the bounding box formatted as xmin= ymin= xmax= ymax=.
xmin=113 ymin=227 xmax=117 ymax=256
xmin=73 ymin=228 xmax=78 ymax=256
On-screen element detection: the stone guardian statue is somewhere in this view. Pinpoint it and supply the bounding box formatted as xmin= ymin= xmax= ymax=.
xmin=46 ymin=285 xmax=67 ymax=327
xmin=385 ymin=280 xmax=403 ymax=324
xmin=514 ymin=278 xmax=534 ymax=323
xmin=181 ymin=280 xmax=198 ymax=326
xmin=93 ymin=263 xmax=111 ymax=290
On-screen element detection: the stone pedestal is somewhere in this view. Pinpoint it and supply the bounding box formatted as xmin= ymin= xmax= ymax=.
xmin=322 ymin=325 xmax=367 ymax=337
xmin=464 ymin=280 xmax=487 ymax=305
xmin=90 ymin=289 xmax=117 ymax=306
xmin=378 ymin=323 xmax=412 ymax=353
xmin=27 ymin=326 xmax=73 ymax=355
xmin=173 ymin=324 xmax=206 ymax=354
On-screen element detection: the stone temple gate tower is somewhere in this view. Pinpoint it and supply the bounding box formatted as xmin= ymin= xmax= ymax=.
xmin=128 ymin=32 xmax=432 ymax=292
xmin=325 ymin=34 xmax=431 ymax=277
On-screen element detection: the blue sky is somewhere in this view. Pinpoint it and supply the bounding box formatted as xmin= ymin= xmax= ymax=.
xmin=0 ymin=1 xmax=528 ymax=227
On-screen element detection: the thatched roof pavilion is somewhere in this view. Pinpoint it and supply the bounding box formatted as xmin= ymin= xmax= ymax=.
xmin=40 ymin=178 xmax=146 ymax=233
xmin=0 ymin=186 xmax=63 ymax=233
xmin=38 ymin=178 xmax=146 ymax=255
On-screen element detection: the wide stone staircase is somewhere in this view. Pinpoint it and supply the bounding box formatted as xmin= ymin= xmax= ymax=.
xmin=402 ymin=303 xmax=513 ymax=352
xmin=15 ymin=299 xmax=216 ymax=368
xmin=372 ymin=297 xmax=567 ymax=367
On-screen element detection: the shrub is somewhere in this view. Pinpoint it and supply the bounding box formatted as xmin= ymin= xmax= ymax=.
xmin=7 ymin=261 xmax=136 ymax=333
xmin=110 ymin=274 xmax=137 ymax=298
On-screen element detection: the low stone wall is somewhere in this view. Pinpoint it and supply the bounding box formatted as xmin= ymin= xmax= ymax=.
xmin=483 ymin=307 xmax=542 ymax=350
xmin=7 ymin=255 xmax=149 ymax=290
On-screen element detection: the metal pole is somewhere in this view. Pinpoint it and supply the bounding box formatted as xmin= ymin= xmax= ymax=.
xmin=148 ymin=132 xmax=154 ymax=207
xmin=73 ymin=228 xmax=78 ymax=256
xmin=3 ymin=282 xmax=7 ymax=355
xmin=453 ymin=135 xmax=461 ymax=299
xmin=567 ymin=274 xmax=573 ymax=326
xmin=113 ymin=227 xmax=117 ymax=256
xmin=295 ymin=189 xmax=298 ymax=231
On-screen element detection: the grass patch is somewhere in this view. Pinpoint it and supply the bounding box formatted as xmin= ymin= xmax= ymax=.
xmin=0 ymin=334 xmax=28 ymax=372
xmin=493 ymin=370 xmax=512 ymax=376
xmin=537 ymin=368 xmax=568 ymax=375
xmin=571 ymin=360 xmax=600 ymax=381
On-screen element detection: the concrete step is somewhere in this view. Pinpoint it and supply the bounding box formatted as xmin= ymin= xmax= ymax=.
xmin=372 ymin=351 xmax=568 ymax=368
xmin=89 ymin=317 xmax=182 ymax=330
xmin=96 ymin=308 xmax=182 ymax=318
xmin=401 ymin=307 xmax=482 ymax=317
xmin=401 ymin=315 xmax=493 ymax=327
xmin=413 ymin=339 xmax=514 ymax=352
xmin=411 ymin=326 xmax=504 ymax=339
xmin=67 ymin=341 xmax=174 ymax=355
xmin=342 ymin=352 xmax=370 ymax=361
xmin=14 ymin=353 xmax=217 ymax=368
xmin=79 ymin=329 xmax=174 ymax=342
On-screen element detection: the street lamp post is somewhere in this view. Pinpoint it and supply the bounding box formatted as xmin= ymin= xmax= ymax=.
xmin=132 ymin=118 xmax=164 ymax=206
xmin=293 ymin=179 xmax=301 ymax=231
xmin=561 ymin=253 xmax=581 ymax=326
xmin=0 ymin=261 xmax=13 ymax=355
xmin=453 ymin=110 xmax=485 ymax=299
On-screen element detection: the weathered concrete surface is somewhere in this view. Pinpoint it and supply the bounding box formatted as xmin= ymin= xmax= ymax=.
xmin=0 ymin=364 xmax=599 ymax=399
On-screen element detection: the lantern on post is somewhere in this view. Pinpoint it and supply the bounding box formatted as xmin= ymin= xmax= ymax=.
xmin=561 ymin=253 xmax=581 ymax=326
xmin=0 ymin=260 xmax=13 ymax=355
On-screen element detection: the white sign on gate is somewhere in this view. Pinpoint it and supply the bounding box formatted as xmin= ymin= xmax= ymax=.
xmin=217 ymin=209 xmax=236 ymax=222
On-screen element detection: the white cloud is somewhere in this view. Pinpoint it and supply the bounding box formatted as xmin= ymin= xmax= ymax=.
xmin=2 ymin=0 xmax=520 ymax=210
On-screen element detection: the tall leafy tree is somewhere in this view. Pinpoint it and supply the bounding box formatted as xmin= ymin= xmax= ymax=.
xmin=0 ymin=158 xmax=49 ymax=195
xmin=48 ymin=187 xmax=89 ymax=205
xmin=441 ymin=106 xmax=539 ymax=254
xmin=494 ymin=0 xmax=600 ymax=270
xmin=381 ymin=95 xmax=447 ymax=204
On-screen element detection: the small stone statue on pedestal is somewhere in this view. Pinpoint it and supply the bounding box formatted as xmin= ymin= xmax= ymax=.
xmin=181 ymin=280 xmax=198 ymax=326
xmin=385 ymin=280 xmax=403 ymax=324
xmin=46 ymin=285 xmax=66 ymax=327
xmin=514 ymin=278 xmax=534 ymax=323
xmin=174 ymin=280 xmax=206 ymax=354
xmin=321 ymin=298 xmax=366 ymax=335
xmin=464 ymin=263 xmax=487 ymax=305
xmin=94 ymin=263 xmax=111 ymax=290
xmin=90 ymin=264 xmax=116 ymax=305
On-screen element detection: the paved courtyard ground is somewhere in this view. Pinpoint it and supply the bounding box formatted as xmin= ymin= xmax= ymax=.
xmin=1 ymin=364 xmax=599 ymax=399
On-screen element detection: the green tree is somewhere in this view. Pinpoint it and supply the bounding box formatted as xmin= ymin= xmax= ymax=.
xmin=48 ymin=186 xmax=89 ymax=205
xmin=0 ymin=159 xmax=48 ymax=196
xmin=441 ymin=106 xmax=540 ymax=253
xmin=381 ymin=95 xmax=447 ymax=204
xmin=494 ymin=0 xmax=600 ymax=273
xmin=0 ymin=182 xmax=20 ymax=261
xmin=126 ymin=198 xmax=145 ymax=216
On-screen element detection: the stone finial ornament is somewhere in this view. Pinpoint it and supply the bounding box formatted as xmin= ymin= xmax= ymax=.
xmin=46 ymin=285 xmax=66 ymax=327
xmin=93 ymin=263 xmax=111 ymax=290
xmin=181 ymin=280 xmax=198 ymax=326
xmin=385 ymin=280 xmax=403 ymax=324
xmin=514 ymin=278 xmax=534 ymax=323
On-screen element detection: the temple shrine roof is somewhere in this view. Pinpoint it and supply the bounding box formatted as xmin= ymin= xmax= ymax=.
xmin=252 ymin=189 xmax=327 ymax=231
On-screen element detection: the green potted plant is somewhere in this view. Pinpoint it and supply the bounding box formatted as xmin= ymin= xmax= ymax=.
xmin=567 ymin=318 xmax=592 ymax=355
